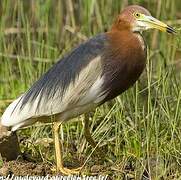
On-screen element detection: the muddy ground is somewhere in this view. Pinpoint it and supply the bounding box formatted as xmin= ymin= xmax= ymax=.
xmin=0 ymin=160 xmax=53 ymax=176
xmin=0 ymin=160 xmax=112 ymax=178
xmin=0 ymin=126 xmax=53 ymax=176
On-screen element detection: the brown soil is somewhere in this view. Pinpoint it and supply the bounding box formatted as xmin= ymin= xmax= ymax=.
xmin=0 ymin=160 xmax=53 ymax=176
xmin=0 ymin=161 xmax=109 ymax=177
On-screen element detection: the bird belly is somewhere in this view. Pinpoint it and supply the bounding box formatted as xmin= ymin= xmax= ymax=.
xmin=56 ymin=103 xmax=98 ymax=122
xmin=1 ymin=100 xmax=98 ymax=131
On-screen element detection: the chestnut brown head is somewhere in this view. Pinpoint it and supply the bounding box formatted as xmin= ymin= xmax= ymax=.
xmin=112 ymin=5 xmax=176 ymax=34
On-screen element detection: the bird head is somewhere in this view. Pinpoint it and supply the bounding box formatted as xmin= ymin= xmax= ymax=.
xmin=112 ymin=5 xmax=176 ymax=34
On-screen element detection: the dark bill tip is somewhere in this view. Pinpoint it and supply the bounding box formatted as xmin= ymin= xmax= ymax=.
xmin=166 ymin=25 xmax=177 ymax=34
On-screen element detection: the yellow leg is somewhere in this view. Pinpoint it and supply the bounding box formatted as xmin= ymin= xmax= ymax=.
xmin=83 ymin=114 xmax=102 ymax=156
xmin=53 ymin=121 xmax=82 ymax=175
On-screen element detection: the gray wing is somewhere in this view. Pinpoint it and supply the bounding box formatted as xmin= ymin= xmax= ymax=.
xmin=1 ymin=34 xmax=108 ymax=128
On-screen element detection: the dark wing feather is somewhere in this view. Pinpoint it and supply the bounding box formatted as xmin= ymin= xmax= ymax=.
xmin=21 ymin=34 xmax=107 ymax=108
xmin=1 ymin=33 xmax=109 ymax=129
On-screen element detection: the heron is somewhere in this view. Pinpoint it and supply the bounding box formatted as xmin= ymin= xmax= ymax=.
xmin=1 ymin=5 xmax=176 ymax=175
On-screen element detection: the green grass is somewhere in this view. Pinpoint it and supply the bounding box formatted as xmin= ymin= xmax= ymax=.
xmin=0 ymin=0 xmax=181 ymax=179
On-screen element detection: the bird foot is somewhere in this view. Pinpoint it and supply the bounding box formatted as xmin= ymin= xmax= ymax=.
xmin=52 ymin=166 xmax=83 ymax=175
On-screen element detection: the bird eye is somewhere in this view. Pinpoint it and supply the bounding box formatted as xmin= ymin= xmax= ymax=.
xmin=134 ymin=12 xmax=141 ymax=18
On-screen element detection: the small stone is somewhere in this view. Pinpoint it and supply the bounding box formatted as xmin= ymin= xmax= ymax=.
xmin=0 ymin=125 xmax=21 ymax=161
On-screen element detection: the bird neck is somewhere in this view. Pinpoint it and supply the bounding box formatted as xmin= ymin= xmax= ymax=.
xmin=101 ymin=30 xmax=147 ymax=103
xmin=105 ymin=30 xmax=146 ymax=67
xmin=107 ymin=30 xmax=145 ymax=54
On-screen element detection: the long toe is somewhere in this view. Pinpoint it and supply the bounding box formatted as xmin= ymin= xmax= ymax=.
xmin=56 ymin=166 xmax=83 ymax=175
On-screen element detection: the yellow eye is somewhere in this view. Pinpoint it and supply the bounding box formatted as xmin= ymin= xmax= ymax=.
xmin=134 ymin=12 xmax=141 ymax=18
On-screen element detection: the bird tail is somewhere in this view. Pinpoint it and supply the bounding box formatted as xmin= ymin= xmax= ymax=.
xmin=0 ymin=95 xmax=28 ymax=131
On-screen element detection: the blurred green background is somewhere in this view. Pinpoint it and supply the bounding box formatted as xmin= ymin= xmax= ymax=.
xmin=0 ymin=0 xmax=181 ymax=179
